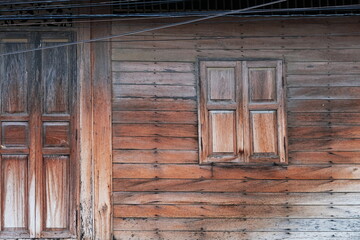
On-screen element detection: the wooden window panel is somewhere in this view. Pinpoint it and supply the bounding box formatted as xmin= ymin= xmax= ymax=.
xmin=199 ymin=61 xmax=243 ymax=163
xmin=209 ymin=110 xmax=236 ymax=154
xmin=250 ymin=110 xmax=278 ymax=156
xmin=243 ymin=60 xmax=287 ymax=163
xmin=199 ymin=60 xmax=287 ymax=164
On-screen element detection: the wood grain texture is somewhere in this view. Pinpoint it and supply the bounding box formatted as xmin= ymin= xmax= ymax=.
xmin=208 ymin=68 xmax=235 ymax=101
xmin=112 ymin=61 xmax=194 ymax=72
xmin=113 ymin=137 xmax=197 ymax=150
xmin=249 ymin=68 xmax=276 ymax=102
xmin=1 ymin=122 xmax=28 ymax=148
xmin=113 ymin=85 xmax=196 ymax=98
xmin=113 ymin=124 xmax=197 ymax=137
xmin=91 ymin=16 xmax=112 ymax=240
xmin=113 ymin=150 xmax=198 ymax=163
xmin=77 ymin=18 xmax=93 ymax=239
xmin=113 ymin=71 xmax=195 ymax=85
xmin=113 ymin=164 xmax=360 ymax=179
xmin=113 ymin=231 xmax=360 ymax=240
xmin=44 ymin=156 xmax=69 ymax=229
xmin=1 ymin=156 xmax=27 ymax=229
xmin=112 ymin=111 xmax=197 ymax=124
xmin=288 ymin=112 xmax=360 ymax=126
xmin=113 ymin=98 xmax=196 ymax=111
xmin=113 ymin=179 xmax=360 ymax=192
xmin=113 ymin=192 xmax=360 ymax=205
xmin=42 ymin=43 xmax=69 ymax=114
xmin=250 ymin=111 xmax=278 ymax=155
xmin=111 ymin=17 xmax=360 ymax=239
xmin=289 ymin=151 xmax=360 ymax=164
xmin=209 ymin=111 xmax=235 ymax=153
xmin=1 ymin=42 xmax=29 ymax=114
xmin=114 ymin=204 xmax=360 ymax=218
xmin=114 ymin=218 xmax=360 ymax=231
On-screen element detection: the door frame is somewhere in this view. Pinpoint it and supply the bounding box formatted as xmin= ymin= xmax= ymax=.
xmin=77 ymin=17 xmax=113 ymax=240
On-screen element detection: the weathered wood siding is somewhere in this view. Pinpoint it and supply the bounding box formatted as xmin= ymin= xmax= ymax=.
xmin=111 ymin=17 xmax=360 ymax=240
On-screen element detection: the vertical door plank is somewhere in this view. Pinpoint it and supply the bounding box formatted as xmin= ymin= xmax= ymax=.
xmin=91 ymin=12 xmax=113 ymax=240
xmin=77 ymin=18 xmax=94 ymax=239
xmin=1 ymin=156 xmax=27 ymax=229
xmin=43 ymin=156 xmax=69 ymax=229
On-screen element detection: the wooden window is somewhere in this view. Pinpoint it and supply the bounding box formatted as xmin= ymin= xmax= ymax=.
xmin=0 ymin=33 xmax=77 ymax=239
xmin=199 ymin=60 xmax=287 ymax=164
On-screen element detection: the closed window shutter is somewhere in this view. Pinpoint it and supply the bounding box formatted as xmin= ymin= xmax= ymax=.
xmin=199 ymin=60 xmax=287 ymax=164
xmin=199 ymin=61 xmax=243 ymax=163
xmin=243 ymin=60 xmax=287 ymax=163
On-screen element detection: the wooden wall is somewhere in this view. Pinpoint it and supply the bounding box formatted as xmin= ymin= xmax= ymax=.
xmin=111 ymin=16 xmax=360 ymax=240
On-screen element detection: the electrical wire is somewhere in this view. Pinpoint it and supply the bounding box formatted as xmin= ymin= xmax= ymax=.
xmin=0 ymin=4 xmax=359 ymax=20
xmin=0 ymin=0 xmax=286 ymax=57
xmin=2 ymin=12 xmax=359 ymax=28
xmin=0 ymin=0 xmax=129 ymax=6
xmin=0 ymin=0 xmax=186 ymax=13
xmin=1 ymin=0 xmax=359 ymax=18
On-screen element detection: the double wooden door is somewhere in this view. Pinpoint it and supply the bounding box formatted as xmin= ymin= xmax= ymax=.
xmin=0 ymin=32 xmax=77 ymax=239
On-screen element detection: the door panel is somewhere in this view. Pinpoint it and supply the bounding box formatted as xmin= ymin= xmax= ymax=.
xmin=42 ymin=41 xmax=70 ymax=115
xmin=43 ymin=156 xmax=69 ymax=230
xmin=0 ymin=33 xmax=76 ymax=239
xmin=1 ymin=155 xmax=28 ymax=229
xmin=1 ymin=40 xmax=29 ymax=114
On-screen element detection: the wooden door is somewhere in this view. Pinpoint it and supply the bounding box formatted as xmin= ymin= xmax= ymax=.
xmin=0 ymin=32 xmax=77 ymax=239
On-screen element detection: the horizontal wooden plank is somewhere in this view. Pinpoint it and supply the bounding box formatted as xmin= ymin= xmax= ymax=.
xmin=112 ymin=49 xmax=360 ymax=62
xmin=113 ymin=150 xmax=198 ymax=164
xmin=287 ymin=75 xmax=360 ymax=87
xmin=111 ymin=35 xmax=360 ymax=50
xmin=112 ymin=18 xmax=360 ymax=37
xmin=112 ymin=61 xmax=194 ymax=72
xmin=113 ymin=124 xmax=197 ymax=137
xmin=113 ymin=137 xmax=198 ymax=150
xmin=112 ymin=111 xmax=197 ymax=124
xmin=289 ymin=151 xmax=360 ymax=165
xmin=113 ymin=192 xmax=360 ymax=205
xmin=113 ymin=85 xmax=196 ymax=98
xmin=287 ymin=62 xmax=360 ymax=75
xmin=288 ymin=126 xmax=360 ymax=138
xmin=114 ymin=218 xmax=360 ymax=231
xmin=113 ymin=205 xmax=360 ymax=218
xmin=113 ymin=230 xmax=360 ymax=240
xmin=288 ymin=87 xmax=360 ymax=99
xmin=287 ymin=113 xmax=360 ymax=126
xmin=113 ymin=164 xmax=360 ymax=179
xmin=112 ymin=98 xmax=196 ymax=111
xmin=113 ymin=72 xmax=195 ymax=85
xmin=289 ymin=139 xmax=360 ymax=151
xmin=287 ymin=99 xmax=360 ymax=112
xmin=113 ymin=179 xmax=360 ymax=192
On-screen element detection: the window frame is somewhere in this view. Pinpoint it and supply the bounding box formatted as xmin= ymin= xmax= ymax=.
xmin=198 ymin=59 xmax=288 ymax=165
